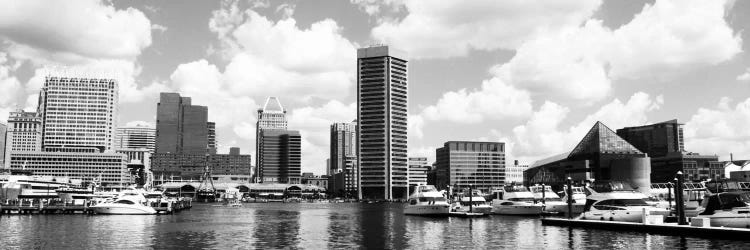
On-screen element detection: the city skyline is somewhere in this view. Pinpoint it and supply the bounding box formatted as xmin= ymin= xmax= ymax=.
xmin=0 ymin=0 xmax=749 ymax=176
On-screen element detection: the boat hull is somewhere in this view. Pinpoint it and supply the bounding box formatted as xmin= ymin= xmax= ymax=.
xmin=404 ymin=204 xmax=451 ymax=216
xmin=492 ymin=204 xmax=544 ymax=215
xmin=92 ymin=205 xmax=157 ymax=215
xmin=544 ymin=202 xmax=584 ymax=214
xmin=696 ymin=213 xmax=750 ymax=228
xmin=580 ymin=208 xmax=669 ymax=223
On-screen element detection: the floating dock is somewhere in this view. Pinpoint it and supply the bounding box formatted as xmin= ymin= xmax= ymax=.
xmin=542 ymin=218 xmax=750 ymax=241
xmin=0 ymin=199 xmax=192 ymax=215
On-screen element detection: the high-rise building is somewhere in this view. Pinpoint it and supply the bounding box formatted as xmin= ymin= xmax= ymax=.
xmin=155 ymin=93 xmax=209 ymax=154
xmin=616 ymin=119 xmax=684 ymax=158
xmin=408 ymin=157 xmax=430 ymax=188
xmin=330 ymin=121 xmax=357 ymax=173
xmin=256 ymin=97 xmax=288 ymax=182
xmin=115 ymin=125 xmax=156 ymax=152
xmin=356 ymin=45 xmax=409 ymax=200
xmin=0 ymin=123 xmax=5 ymax=168
xmin=207 ymin=122 xmax=217 ymax=154
xmin=435 ymin=141 xmax=505 ymax=193
xmin=37 ymin=76 xmax=118 ymax=153
xmin=257 ymin=129 xmax=301 ymax=184
xmin=4 ymin=110 xmax=42 ymax=154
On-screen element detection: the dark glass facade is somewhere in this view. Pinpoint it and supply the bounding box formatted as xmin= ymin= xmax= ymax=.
xmin=616 ymin=119 xmax=684 ymax=158
xmin=258 ymin=129 xmax=301 ymax=184
xmin=434 ymin=141 xmax=505 ymax=193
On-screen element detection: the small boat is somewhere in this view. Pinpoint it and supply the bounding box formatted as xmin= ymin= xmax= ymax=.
xmin=694 ymin=192 xmax=750 ymax=228
xmin=404 ymin=185 xmax=451 ymax=216
xmin=530 ymin=185 xmax=583 ymax=214
xmin=91 ymin=190 xmax=157 ymax=215
xmin=451 ymin=196 xmax=492 ymax=215
xmin=579 ymin=181 xmax=669 ymax=222
xmin=491 ymin=185 xmax=544 ymax=215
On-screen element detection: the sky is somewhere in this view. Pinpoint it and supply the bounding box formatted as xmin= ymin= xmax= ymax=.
xmin=1 ymin=0 xmax=749 ymax=175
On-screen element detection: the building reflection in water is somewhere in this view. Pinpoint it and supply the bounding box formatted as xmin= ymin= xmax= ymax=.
xmin=327 ymin=209 xmax=362 ymax=248
xmin=252 ymin=209 xmax=301 ymax=249
xmin=297 ymin=206 xmax=330 ymax=249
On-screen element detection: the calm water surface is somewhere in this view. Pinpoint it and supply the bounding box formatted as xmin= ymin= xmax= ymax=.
xmin=1 ymin=203 xmax=749 ymax=249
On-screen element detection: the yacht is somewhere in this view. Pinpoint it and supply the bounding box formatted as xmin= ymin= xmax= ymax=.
xmin=491 ymin=185 xmax=544 ymax=215
xmin=91 ymin=190 xmax=157 ymax=215
xmin=451 ymin=196 xmax=492 ymax=214
xmin=530 ymin=185 xmax=583 ymax=214
xmin=404 ymin=185 xmax=451 ymax=216
xmin=56 ymin=187 xmax=94 ymax=203
xmin=579 ymin=181 xmax=669 ymax=222
xmin=694 ymin=192 xmax=750 ymax=228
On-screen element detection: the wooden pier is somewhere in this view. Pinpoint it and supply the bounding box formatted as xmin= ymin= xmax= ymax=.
xmin=542 ymin=218 xmax=750 ymax=241
xmin=1 ymin=199 xmax=192 ymax=215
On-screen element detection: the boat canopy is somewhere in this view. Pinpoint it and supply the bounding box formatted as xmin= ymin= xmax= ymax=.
xmin=700 ymin=193 xmax=750 ymax=215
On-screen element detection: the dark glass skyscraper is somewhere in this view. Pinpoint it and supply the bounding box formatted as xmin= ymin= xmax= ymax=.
xmin=357 ymin=45 xmax=409 ymax=200
xmin=616 ymin=119 xmax=684 ymax=157
xmin=257 ymin=129 xmax=301 ymax=184
xmin=435 ymin=141 xmax=505 ymax=193
xmin=153 ymin=93 xmax=211 ymax=178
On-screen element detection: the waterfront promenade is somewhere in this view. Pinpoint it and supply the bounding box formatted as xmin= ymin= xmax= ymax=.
xmin=2 ymin=203 xmax=749 ymax=249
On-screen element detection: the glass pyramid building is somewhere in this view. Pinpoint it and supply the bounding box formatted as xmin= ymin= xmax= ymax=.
xmin=568 ymin=121 xmax=643 ymax=158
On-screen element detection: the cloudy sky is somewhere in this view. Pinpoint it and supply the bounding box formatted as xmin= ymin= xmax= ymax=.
xmin=1 ymin=0 xmax=749 ymax=175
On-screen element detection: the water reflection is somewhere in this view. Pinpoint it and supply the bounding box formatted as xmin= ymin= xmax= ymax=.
xmin=2 ymin=203 xmax=750 ymax=249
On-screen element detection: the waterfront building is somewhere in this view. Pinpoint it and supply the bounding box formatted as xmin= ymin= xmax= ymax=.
xmin=505 ymin=160 xmax=528 ymax=184
xmin=407 ymin=157 xmax=430 ymax=188
xmin=0 ymin=123 xmax=5 ymax=167
xmin=725 ymin=159 xmax=750 ymax=179
xmin=153 ymin=93 xmax=212 ymax=178
xmin=329 ymin=156 xmax=359 ymax=198
xmin=37 ymin=76 xmax=117 ymax=153
xmin=302 ymin=174 xmax=328 ymax=189
xmin=115 ymin=125 xmax=156 ymax=152
xmin=524 ymin=122 xmax=651 ymax=192
xmin=356 ymin=45 xmax=409 ymax=200
xmin=257 ymin=129 xmax=301 ymax=184
xmin=207 ymin=122 xmax=217 ymax=154
xmin=116 ymin=148 xmax=151 ymax=167
xmin=617 ymin=119 xmax=721 ymax=182
xmin=4 ymin=110 xmax=42 ymax=155
xmin=256 ymin=97 xmax=288 ymax=182
xmin=8 ymin=151 xmax=128 ymax=187
xmin=330 ymin=121 xmax=357 ymax=195
xmin=434 ymin=141 xmax=505 ymax=193
xmin=208 ymin=147 xmax=252 ymax=176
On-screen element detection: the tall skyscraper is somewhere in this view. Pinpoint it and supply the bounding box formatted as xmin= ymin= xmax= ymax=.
xmin=37 ymin=76 xmax=118 ymax=153
xmin=152 ymin=93 xmax=211 ymax=178
xmin=435 ymin=141 xmax=506 ymax=193
xmin=257 ymin=129 xmax=301 ymax=184
xmin=155 ymin=93 xmax=209 ymax=154
xmin=3 ymin=110 xmax=43 ymax=167
xmin=6 ymin=74 xmax=128 ymax=187
xmin=357 ymin=45 xmax=409 ymax=200
xmin=207 ymin=122 xmax=217 ymax=154
xmin=0 ymin=123 xmax=6 ymax=168
xmin=256 ymin=97 xmax=287 ymax=182
xmin=330 ymin=121 xmax=357 ymax=173
xmin=115 ymin=125 xmax=156 ymax=152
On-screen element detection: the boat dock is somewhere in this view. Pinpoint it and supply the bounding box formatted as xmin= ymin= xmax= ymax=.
xmin=542 ymin=218 xmax=750 ymax=241
xmin=0 ymin=199 xmax=192 ymax=215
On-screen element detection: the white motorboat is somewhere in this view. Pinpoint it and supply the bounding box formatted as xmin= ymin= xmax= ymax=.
xmin=451 ymin=196 xmax=493 ymax=214
xmin=491 ymin=186 xmax=544 ymax=215
xmin=404 ymin=185 xmax=451 ymax=216
xmin=579 ymin=182 xmax=669 ymax=222
xmin=91 ymin=190 xmax=157 ymax=215
xmin=694 ymin=192 xmax=750 ymax=228
xmin=530 ymin=185 xmax=583 ymax=214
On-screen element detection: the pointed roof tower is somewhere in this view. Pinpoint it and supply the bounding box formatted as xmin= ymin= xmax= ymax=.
xmin=262 ymin=97 xmax=285 ymax=113
xmin=568 ymin=121 xmax=643 ymax=158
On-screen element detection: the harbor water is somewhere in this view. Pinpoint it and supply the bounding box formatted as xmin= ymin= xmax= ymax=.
xmin=1 ymin=203 xmax=749 ymax=249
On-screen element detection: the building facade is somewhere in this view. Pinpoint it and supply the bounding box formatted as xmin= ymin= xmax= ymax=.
xmin=207 ymin=122 xmax=216 ymax=154
xmin=435 ymin=141 xmax=505 ymax=193
xmin=115 ymin=125 xmax=156 ymax=152
xmin=155 ymin=93 xmax=209 ymax=155
xmin=616 ymin=119 xmax=684 ymax=157
xmin=505 ymin=160 xmax=528 ymax=184
xmin=8 ymin=151 xmax=128 ymax=187
xmin=37 ymin=76 xmax=118 ymax=153
xmin=208 ymin=147 xmax=252 ymax=176
xmin=4 ymin=110 xmax=44 ymax=168
xmin=0 ymin=123 xmax=5 ymax=167
xmin=408 ymin=157 xmax=430 ymax=188
xmin=330 ymin=121 xmax=357 ymax=173
xmin=257 ymin=129 xmax=301 ymax=184
xmin=357 ymin=45 xmax=409 ymax=200
xmin=256 ymin=97 xmax=288 ymax=182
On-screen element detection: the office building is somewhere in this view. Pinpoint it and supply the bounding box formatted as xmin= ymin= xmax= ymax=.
xmin=256 ymin=97 xmax=288 ymax=182
xmin=208 ymin=147 xmax=252 ymax=176
xmin=617 ymin=119 xmax=721 ymax=182
xmin=8 ymin=151 xmax=128 ymax=186
xmin=37 ymin=76 xmax=118 ymax=153
xmin=152 ymin=93 xmax=212 ymax=178
xmin=505 ymin=160 xmax=528 ymax=184
xmin=207 ymin=122 xmax=216 ymax=154
xmin=115 ymin=125 xmax=156 ymax=152
xmin=408 ymin=157 xmax=430 ymax=188
xmin=0 ymin=123 xmax=5 ymax=167
xmin=356 ymin=45 xmax=409 ymax=200
xmin=257 ymin=129 xmax=301 ymax=184
xmin=330 ymin=121 xmax=357 ymax=173
xmin=4 ymin=110 xmax=43 ymax=155
xmin=435 ymin=141 xmax=505 ymax=193
xmin=330 ymin=156 xmax=359 ymax=198
xmin=525 ymin=122 xmax=651 ymax=192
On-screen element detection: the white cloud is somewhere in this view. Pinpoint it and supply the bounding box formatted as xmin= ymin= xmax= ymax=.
xmin=421 ymin=77 xmax=533 ymax=123
xmin=684 ymin=97 xmax=750 ymax=159
xmin=369 ymin=0 xmax=602 ymax=59
xmin=124 ymin=120 xmax=154 ymax=128
xmin=151 ymin=24 xmax=168 ymax=33
xmin=0 ymin=0 xmax=152 ymax=61
xmin=738 ymin=68 xmax=750 ymax=81
xmin=0 ymin=53 xmax=23 ymax=121
xmin=510 ymin=92 xmax=663 ymax=162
